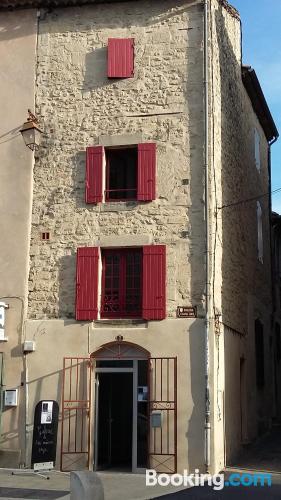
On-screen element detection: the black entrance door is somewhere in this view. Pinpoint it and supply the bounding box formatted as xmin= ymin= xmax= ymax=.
xmin=97 ymin=372 xmax=133 ymax=469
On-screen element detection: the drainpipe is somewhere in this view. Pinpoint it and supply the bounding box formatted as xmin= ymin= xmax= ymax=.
xmin=203 ymin=0 xmax=211 ymax=474
xmin=269 ymin=135 xmax=278 ymax=318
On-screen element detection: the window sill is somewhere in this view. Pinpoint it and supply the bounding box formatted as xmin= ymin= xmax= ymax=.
xmin=93 ymin=319 xmax=148 ymax=328
xmin=100 ymin=201 xmax=138 ymax=212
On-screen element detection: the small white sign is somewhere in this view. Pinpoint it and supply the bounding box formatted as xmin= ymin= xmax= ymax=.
xmin=4 ymin=389 xmax=18 ymax=406
xmin=34 ymin=461 xmax=54 ymax=472
xmin=138 ymin=386 xmax=148 ymax=402
xmin=41 ymin=401 xmax=53 ymax=424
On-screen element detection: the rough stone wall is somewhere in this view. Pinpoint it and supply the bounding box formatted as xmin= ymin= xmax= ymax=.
xmin=28 ymin=0 xmax=206 ymax=319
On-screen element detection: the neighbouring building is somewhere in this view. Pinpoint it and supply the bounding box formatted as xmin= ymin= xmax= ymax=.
xmin=0 ymin=0 xmax=278 ymax=475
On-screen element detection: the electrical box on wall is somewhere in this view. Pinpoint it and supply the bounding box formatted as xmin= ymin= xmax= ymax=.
xmin=4 ymin=389 xmax=18 ymax=407
xmin=151 ymin=410 xmax=163 ymax=428
xmin=23 ymin=340 xmax=36 ymax=353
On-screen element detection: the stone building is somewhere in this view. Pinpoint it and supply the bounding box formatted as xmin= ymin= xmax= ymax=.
xmin=0 ymin=0 xmax=278 ymax=475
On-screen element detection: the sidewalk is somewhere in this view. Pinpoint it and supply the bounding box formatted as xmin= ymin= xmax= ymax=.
xmin=0 ymin=469 xmax=186 ymax=500
xmin=0 ymin=469 xmax=70 ymax=499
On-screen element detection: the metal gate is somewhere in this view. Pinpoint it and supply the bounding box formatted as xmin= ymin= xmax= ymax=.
xmin=60 ymin=357 xmax=92 ymax=471
xmin=60 ymin=348 xmax=177 ymax=473
xmin=148 ymin=357 xmax=177 ymax=474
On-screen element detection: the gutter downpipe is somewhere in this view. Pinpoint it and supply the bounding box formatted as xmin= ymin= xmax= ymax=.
xmin=269 ymin=135 xmax=278 ymax=326
xmin=203 ymin=0 xmax=211 ymax=474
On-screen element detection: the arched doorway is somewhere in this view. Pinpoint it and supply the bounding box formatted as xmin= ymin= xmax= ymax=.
xmin=92 ymin=341 xmax=149 ymax=472
xmin=60 ymin=341 xmax=177 ymax=474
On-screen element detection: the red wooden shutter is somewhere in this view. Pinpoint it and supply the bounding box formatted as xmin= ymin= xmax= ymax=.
xmin=137 ymin=143 xmax=156 ymax=201
xmin=76 ymin=247 xmax=99 ymax=320
xmin=142 ymin=245 xmax=166 ymax=320
xmin=108 ymin=38 xmax=134 ymax=78
xmin=85 ymin=146 xmax=103 ymax=204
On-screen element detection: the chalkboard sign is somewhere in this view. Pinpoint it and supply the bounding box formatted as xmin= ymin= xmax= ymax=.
xmin=31 ymin=400 xmax=59 ymax=467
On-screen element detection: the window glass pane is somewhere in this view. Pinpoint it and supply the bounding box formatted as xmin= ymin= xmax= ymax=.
xmin=103 ymin=252 xmax=121 ymax=314
xmin=125 ymin=250 xmax=142 ymax=314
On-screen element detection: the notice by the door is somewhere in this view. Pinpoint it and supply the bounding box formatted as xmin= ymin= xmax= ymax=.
xmin=41 ymin=401 xmax=53 ymax=424
xmin=138 ymin=386 xmax=148 ymax=401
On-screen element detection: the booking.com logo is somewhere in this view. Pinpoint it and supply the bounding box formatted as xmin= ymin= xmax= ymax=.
xmin=146 ymin=469 xmax=272 ymax=491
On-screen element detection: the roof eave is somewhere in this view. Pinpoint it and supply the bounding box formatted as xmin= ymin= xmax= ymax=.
xmin=0 ymin=0 xmax=129 ymax=9
xmin=242 ymin=65 xmax=279 ymax=143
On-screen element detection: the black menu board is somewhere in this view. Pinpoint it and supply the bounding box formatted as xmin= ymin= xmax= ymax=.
xmin=31 ymin=400 xmax=59 ymax=467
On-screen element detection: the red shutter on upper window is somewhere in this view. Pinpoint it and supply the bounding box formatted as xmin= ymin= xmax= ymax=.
xmin=85 ymin=146 xmax=103 ymax=204
xmin=137 ymin=143 xmax=156 ymax=201
xmin=76 ymin=247 xmax=99 ymax=320
xmin=108 ymin=38 xmax=134 ymax=78
xmin=142 ymin=245 xmax=166 ymax=320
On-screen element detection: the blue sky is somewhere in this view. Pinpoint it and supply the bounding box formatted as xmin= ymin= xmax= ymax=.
xmin=231 ymin=0 xmax=281 ymax=213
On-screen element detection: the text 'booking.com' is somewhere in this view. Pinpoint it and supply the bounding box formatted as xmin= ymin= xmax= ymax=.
xmin=146 ymin=469 xmax=272 ymax=491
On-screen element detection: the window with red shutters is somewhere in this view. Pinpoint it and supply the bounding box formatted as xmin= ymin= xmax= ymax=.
xmin=76 ymin=247 xmax=99 ymax=320
xmin=85 ymin=143 xmax=156 ymax=204
xmin=108 ymin=38 xmax=134 ymax=78
xmin=76 ymin=245 xmax=166 ymax=321
xmin=103 ymin=143 xmax=156 ymax=202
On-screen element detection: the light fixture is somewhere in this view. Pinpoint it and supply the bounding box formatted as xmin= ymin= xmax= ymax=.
xmin=20 ymin=109 xmax=42 ymax=151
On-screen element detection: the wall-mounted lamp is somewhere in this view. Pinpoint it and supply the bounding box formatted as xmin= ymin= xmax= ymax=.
xmin=20 ymin=109 xmax=42 ymax=151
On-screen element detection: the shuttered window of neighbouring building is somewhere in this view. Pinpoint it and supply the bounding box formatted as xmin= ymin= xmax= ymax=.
xmin=75 ymin=245 xmax=166 ymax=321
xmin=76 ymin=247 xmax=99 ymax=320
xmin=85 ymin=146 xmax=103 ymax=204
xmin=108 ymin=38 xmax=134 ymax=78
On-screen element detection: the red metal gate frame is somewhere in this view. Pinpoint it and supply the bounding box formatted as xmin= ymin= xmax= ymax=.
xmin=60 ymin=357 xmax=92 ymax=471
xmin=148 ymin=357 xmax=177 ymax=474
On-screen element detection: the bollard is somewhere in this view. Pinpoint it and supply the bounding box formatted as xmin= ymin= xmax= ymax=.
xmin=70 ymin=471 xmax=104 ymax=500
